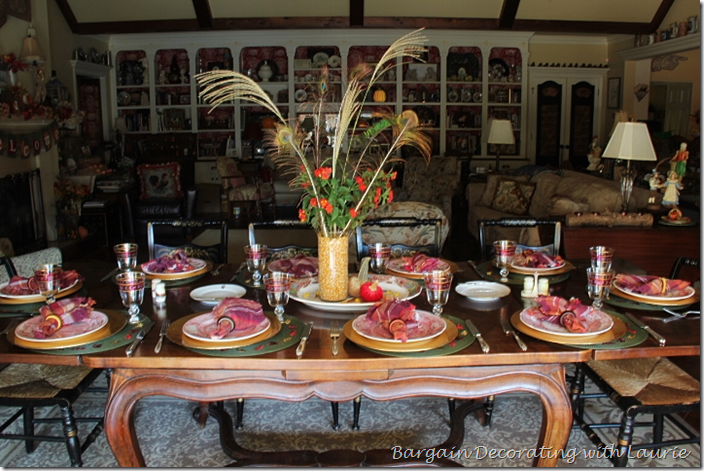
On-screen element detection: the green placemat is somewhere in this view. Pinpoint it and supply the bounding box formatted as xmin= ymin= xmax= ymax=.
xmin=357 ymin=315 xmax=474 ymax=357
xmin=185 ymin=313 xmax=304 ymax=357
xmin=474 ymin=261 xmax=570 ymax=285
xmin=0 ymin=287 xmax=90 ymax=316
xmin=570 ymin=310 xmax=647 ymax=350
xmin=602 ymin=292 xmax=696 ymax=312
xmin=30 ymin=315 xmax=154 ymax=355
xmin=236 ymin=269 xmax=265 ymax=291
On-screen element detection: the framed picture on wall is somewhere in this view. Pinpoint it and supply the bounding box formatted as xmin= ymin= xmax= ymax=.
xmin=608 ymin=77 xmax=621 ymax=109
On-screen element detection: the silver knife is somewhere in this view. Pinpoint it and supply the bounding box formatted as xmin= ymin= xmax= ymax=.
xmin=154 ymin=319 xmax=170 ymax=353
xmin=625 ymin=312 xmax=666 ymax=346
xmin=465 ymin=319 xmax=490 ymax=353
xmin=501 ymin=316 xmax=528 ymax=351
xmin=230 ymin=262 xmax=247 ymax=282
xmin=126 ymin=323 xmax=153 ymax=357
xmin=101 ymin=267 xmax=120 ymax=282
xmin=467 ymin=260 xmax=483 ymax=278
xmin=295 ymin=322 xmax=314 ymax=358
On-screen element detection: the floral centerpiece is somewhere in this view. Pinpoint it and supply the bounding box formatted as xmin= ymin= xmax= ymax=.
xmin=197 ymin=29 xmax=432 ymax=300
xmin=0 ymin=53 xmax=27 ymax=85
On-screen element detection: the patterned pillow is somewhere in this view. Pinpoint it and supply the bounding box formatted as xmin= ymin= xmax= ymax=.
xmin=479 ymin=174 xmax=530 ymax=207
xmin=491 ymin=179 xmax=536 ymax=215
xmin=137 ymin=163 xmax=183 ymax=200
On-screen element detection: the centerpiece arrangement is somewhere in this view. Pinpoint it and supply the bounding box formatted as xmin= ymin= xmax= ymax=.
xmin=198 ymin=29 xmax=432 ymax=301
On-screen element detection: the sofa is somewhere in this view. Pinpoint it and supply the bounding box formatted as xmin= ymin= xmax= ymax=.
xmin=466 ymin=167 xmax=659 ymax=246
xmin=396 ymin=155 xmax=460 ymax=225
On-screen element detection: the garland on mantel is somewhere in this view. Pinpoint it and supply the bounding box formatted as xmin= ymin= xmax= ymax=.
xmin=0 ymin=120 xmax=60 ymax=159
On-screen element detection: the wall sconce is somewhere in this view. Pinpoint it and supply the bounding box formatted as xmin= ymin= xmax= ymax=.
xmin=19 ymin=24 xmax=46 ymax=102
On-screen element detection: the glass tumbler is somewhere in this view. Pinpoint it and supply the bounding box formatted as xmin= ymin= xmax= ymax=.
xmin=587 ymin=268 xmax=615 ymax=310
xmin=368 ymin=243 xmax=391 ymax=274
xmin=589 ymin=246 xmax=614 ymax=272
xmin=34 ymin=264 xmax=63 ymax=304
xmin=114 ymin=243 xmax=139 ymax=272
xmin=263 ymin=271 xmax=292 ymax=322
xmin=423 ymin=270 xmax=453 ymax=316
xmin=116 ymin=271 xmax=146 ymax=323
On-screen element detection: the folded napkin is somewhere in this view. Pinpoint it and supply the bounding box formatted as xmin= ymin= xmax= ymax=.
xmin=402 ymin=253 xmax=443 ymax=273
xmin=524 ymin=296 xmax=595 ymax=333
xmin=366 ymin=298 xmax=417 ymax=342
xmin=616 ymin=274 xmax=691 ymax=297
xmin=143 ymin=249 xmax=194 ymax=273
xmin=34 ymin=297 xmax=96 ymax=338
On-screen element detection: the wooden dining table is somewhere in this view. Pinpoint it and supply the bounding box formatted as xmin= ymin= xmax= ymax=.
xmin=0 ymin=257 xmax=699 ymax=467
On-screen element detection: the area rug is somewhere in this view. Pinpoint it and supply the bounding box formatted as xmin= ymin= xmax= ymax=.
xmin=0 ymin=379 xmax=699 ymax=467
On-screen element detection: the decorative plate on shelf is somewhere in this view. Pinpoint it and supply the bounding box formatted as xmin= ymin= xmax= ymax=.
xmin=295 ymin=89 xmax=308 ymax=102
xmin=118 ymin=91 xmax=131 ymax=106
xmin=312 ymin=52 xmax=329 ymax=67
xmin=327 ymin=55 xmax=341 ymax=68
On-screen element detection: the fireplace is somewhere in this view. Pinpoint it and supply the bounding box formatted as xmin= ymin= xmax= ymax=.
xmin=0 ymin=169 xmax=47 ymax=255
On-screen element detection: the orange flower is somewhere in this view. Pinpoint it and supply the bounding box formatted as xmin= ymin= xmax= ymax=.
xmin=373 ymin=186 xmax=382 ymax=206
xmin=388 ymin=189 xmax=394 ymax=203
xmin=390 ymin=171 xmax=397 ymax=180
xmin=355 ymin=176 xmax=367 ymax=192
xmin=298 ymin=208 xmax=307 ymax=222
xmin=310 ymin=198 xmax=318 ymax=207
xmin=349 ymin=208 xmax=359 ymax=218
xmin=314 ymin=167 xmax=332 ymax=180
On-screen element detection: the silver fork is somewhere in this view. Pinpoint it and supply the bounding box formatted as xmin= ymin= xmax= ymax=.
xmin=662 ymin=308 xmax=700 ymax=323
xmin=210 ymin=263 xmax=224 ymax=276
xmin=329 ymin=321 xmax=340 ymax=356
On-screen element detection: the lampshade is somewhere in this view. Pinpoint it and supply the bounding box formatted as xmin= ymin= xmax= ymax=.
xmin=20 ymin=25 xmax=44 ymax=64
xmin=602 ymin=122 xmax=657 ymax=162
xmin=487 ymin=119 xmax=515 ymax=145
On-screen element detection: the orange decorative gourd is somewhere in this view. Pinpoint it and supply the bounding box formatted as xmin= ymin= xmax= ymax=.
xmin=373 ymin=89 xmax=386 ymax=102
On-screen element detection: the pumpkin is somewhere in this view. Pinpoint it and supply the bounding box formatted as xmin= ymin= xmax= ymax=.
xmin=373 ymin=89 xmax=386 ymax=103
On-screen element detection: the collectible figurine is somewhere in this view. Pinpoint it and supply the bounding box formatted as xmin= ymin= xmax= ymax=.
xmin=670 ymin=142 xmax=689 ymax=180
xmin=586 ymin=136 xmax=602 ymax=171
xmin=661 ymin=170 xmax=682 ymax=206
xmin=647 ymin=170 xmax=664 ymax=210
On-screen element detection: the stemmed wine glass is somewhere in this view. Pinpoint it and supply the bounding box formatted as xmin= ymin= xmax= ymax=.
xmin=116 ymin=271 xmax=146 ymax=323
xmin=114 ymin=243 xmax=139 ymax=272
xmin=369 ymin=243 xmax=391 ymax=274
xmin=493 ymin=240 xmax=517 ymax=283
xmin=589 ymin=246 xmax=614 ymax=272
xmin=263 ymin=272 xmax=292 ymax=322
xmin=34 ymin=264 xmax=63 ymax=304
xmin=586 ymin=267 xmax=615 ymax=310
xmin=245 ymin=244 xmax=268 ymax=287
xmin=423 ymin=270 xmax=453 ymax=316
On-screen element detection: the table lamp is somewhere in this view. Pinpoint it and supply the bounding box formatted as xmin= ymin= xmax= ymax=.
xmin=601 ymin=122 xmax=657 ymax=213
xmin=487 ymin=119 xmax=515 ymax=173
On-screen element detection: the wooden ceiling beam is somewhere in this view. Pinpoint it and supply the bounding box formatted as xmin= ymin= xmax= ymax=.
xmin=192 ymin=0 xmax=214 ymax=29
xmin=511 ymin=19 xmax=655 ymax=35
xmin=649 ymin=0 xmax=676 ymax=33
xmin=53 ymin=0 xmax=80 ymax=34
xmin=499 ymin=0 xmax=520 ymax=30
xmin=350 ymin=0 xmax=364 ymax=28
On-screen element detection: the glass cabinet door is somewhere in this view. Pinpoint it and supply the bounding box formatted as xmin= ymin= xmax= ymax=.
xmin=487 ymin=47 xmax=522 ymax=157
xmin=155 ymin=48 xmax=191 ymax=131
xmin=115 ymin=50 xmax=150 ymax=133
xmin=402 ymin=45 xmax=440 ymax=156
xmin=445 ymin=46 xmax=482 ymax=157
xmin=196 ymin=48 xmax=235 ymax=159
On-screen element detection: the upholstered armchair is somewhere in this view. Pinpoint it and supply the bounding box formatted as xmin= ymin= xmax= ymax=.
xmin=121 ymin=161 xmax=197 ymax=245
xmin=396 ymin=155 xmax=460 ymax=224
xmin=216 ymin=157 xmax=276 ymax=219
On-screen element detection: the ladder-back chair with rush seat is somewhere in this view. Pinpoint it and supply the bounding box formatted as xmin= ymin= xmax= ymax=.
xmin=0 ymin=253 xmax=107 ymax=467
xmin=570 ymin=257 xmax=700 ymax=467
xmin=216 ymin=156 xmax=276 ymax=220
xmin=147 ymin=219 xmax=229 ymax=264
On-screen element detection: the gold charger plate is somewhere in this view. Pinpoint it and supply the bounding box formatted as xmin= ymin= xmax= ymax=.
xmin=610 ymin=284 xmax=700 ymax=306
xmin=386 ymin=259 xmax=460 ymax=280
xmin=0 ymin=282 xmax=83 ymax=305
xmin=144 ymin=261 xmax=212 ymax=281
xmin=167 ymin=312 xmax=280 ymax=350
xmin=510 ymin=311 xmax=626 ymax=345
xmin=343 ymin=316 xmax=458 ymax=352
xmin=8 ymin=309 xmax=127 ymax=350
xmin=508 ymin=261 xmax=575 ymax=276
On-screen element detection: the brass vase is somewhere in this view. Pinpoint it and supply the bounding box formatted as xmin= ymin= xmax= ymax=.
xmin=317 ymin=233 xmax=349 ymax=302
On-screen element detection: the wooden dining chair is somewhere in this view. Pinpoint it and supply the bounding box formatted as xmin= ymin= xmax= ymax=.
xmin=147 ymin=219 xmax=229 ymax=263
xmin=216 ymin=156 xmax=276 ymax=220
xmin=477 ymin=218 xmax=562 ymax=261
xmin=247 ymin=220 xmax=317 ymax=261
xmin=0 ymin=255 xmax=107 ymax=467
xmin=355 ymin=217 xmax=442 ymax=261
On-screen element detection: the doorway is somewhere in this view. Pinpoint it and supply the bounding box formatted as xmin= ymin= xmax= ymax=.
xmin=77 ymin=76 xmax=103 ymax=150
xmin=649 ymin=82 xmax=692 ymax=138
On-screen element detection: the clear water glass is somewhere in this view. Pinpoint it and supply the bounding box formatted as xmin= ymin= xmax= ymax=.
xmin=589 ymin=246 xmax=614 ymax=272
xmin=493 ymin=240 xmax=517 ymax=282
xmin=423 ymin=270 xmax=453 ymax=316
xmin=245 ymin=244 xmax=268 ymax=287
xmin=368 ymin=243 xmax=391 ymax=274
xmin=34 ymin=264 xmax=63 ymax=304
xmin=116 ymin=271 xmax=146 ymax=323
xmin=587 ymin=267 xmax=615 ymax=310
xmin=264 ymin=271 xmax=292 ymax=322
xmin=114 ymin=243 xmax=139 ymax=272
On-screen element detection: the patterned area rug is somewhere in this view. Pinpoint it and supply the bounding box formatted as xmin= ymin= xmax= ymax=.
xmin=0 ymin=374 xmax=699 ymax=468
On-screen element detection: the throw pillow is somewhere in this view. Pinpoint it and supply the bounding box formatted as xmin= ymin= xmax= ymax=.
xmin=548 ymin=195 xmax=590 ymax=216
xmin=137 ymin=162 xmax=183 ymax=200
xmin=491 ymin=179 xmax=536 ymax=215
xmin=479 ymin=174 xmax=530 ymax=208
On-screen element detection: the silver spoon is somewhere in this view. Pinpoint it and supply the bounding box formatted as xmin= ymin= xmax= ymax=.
xmin=662 ymin=308 xmax=700 ymax=323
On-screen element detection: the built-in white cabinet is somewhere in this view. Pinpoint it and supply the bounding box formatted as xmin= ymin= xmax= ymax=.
xmin=527 ymin=67 xmax=607 ymax=169
xmin=109 ymin=30 xmax=533 ymax=165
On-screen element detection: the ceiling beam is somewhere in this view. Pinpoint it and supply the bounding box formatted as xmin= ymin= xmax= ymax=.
xmin=192 ymin=0 xmax=214 ymax=29
xmin=53 ymin=0 xmax=80 ymax=34
xmin=649 ymin=0 xmax=676 ymax=33
xmin=350 ymin=0 xmax=364 ymax=28
xmin=498 ymin=0 xmax=520 ymax=30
